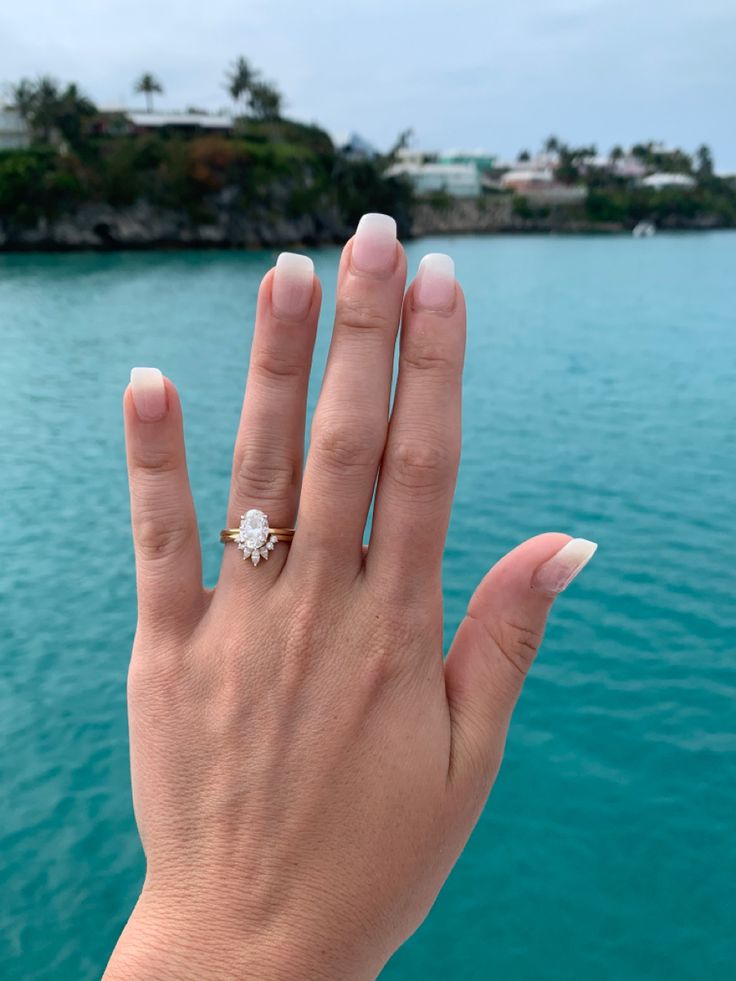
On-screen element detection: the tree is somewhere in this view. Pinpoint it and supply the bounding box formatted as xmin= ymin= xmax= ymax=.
xmin=517 ymin=149 xmax=530 ymax=162
xmin=610 ymin=145 xmax=624 ymax=162
xmin=55 ymin=83 xmax=96 ymax=145
xmin=388 ymin=128 xmax=414 ymax=161
xmin=695 ymin=144 xmax=714 ymax=179
xmin=247 ymin=80 xmax=283 ymax=121
xmin=226 ymin=57 xmax=258 ymax=114
xmin=544 ymin=135 xmax=560 ymax=154
xmin=11 ymin=76 xmax=95 ymax=146
xmin=134 ymin=73 xmax=163 ymax=113
xmin=11 ymin=78 xmax=37 ymax=123
xmin=13 ymin=76 xmax=59 ymax=143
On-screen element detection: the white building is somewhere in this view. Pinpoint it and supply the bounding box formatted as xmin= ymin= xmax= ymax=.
xmin=386 ymin=162 xmax=481 ymax=198
xmin=394 ymin=147 xmax=432 ymax=167
xmin=127 ymin=111 xmax=233 ymax=132
xmin=0 ymin=105 xmax=30 ymax=149
xmin=499 ymin=168 xmax=554 ymax=191
xmin=611 ymin=156 xmax=648 ymax=179
xmin=641 ymin=172 xmax=696 ymax=190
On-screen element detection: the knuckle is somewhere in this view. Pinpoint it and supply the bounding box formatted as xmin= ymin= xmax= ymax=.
xmin=386 ymin=438 xmax=455 ymax=497
xmin=135 ymin=509 xmax=193 ymax=562
xmin=337 ymin=294 xmax=395 ymax=334
xmin=312 ymin=420 xmax=379 ymax=476
xmin=132 ymin=449 xmax=180 ymax=478
xmin=251 ymin=348 xmax=305 ymax=385
xmin=401 ymin=343 xmax=456 ymax=376
xmin=234 ymin=450 xmax=299 ymax=500
xmin=474 ymin=614 xmax=542 ymax=677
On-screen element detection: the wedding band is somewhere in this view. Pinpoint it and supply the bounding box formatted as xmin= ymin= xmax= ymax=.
xmin=220 ymin=508 xmax=294 ymax=567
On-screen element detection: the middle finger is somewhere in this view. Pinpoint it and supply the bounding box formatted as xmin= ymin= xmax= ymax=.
xmin=290 ymin=214 xmax=406 ymax=574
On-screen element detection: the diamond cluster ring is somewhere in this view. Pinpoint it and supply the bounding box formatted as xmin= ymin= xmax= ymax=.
xmin=220 ymin=509 xmax=295 ymax=566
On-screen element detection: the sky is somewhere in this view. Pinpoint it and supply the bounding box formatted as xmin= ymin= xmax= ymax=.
xmin=2 ymin=0 xmax=735 ymax=169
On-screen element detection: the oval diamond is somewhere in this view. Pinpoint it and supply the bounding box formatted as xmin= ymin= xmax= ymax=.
xmin=239 ymin=509 xmax=269 ymax=550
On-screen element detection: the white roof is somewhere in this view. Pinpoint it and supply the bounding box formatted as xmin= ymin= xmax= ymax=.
xmin=127 ymin=112 xmax=233 ymax=129
xmin=641 ymin=172 xmax=696 ymax=188
xmin=500 ymin=168 xmax=554 ymax=184
xmin=387 ymin=162 xmax=478 ymax=177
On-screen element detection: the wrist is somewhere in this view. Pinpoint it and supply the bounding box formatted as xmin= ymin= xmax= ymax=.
xmin=104 ymin=886 xmax=380 ymax=981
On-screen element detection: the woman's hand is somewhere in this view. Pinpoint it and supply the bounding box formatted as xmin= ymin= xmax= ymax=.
xmin=105 ymin=214 xmax=596 ymax=980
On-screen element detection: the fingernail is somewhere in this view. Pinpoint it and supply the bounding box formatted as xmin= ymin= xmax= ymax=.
xmin=272 ymin=253 xmax=314 ymax=319
xmin=351 ymin=213 xmax=397 ymax=275
xmin=414 ymin=253 xmax=456 ymax=312
xmin=130 ymin=367 xmax=166 ymax=422
xmin=533 ymin=538 xmax=598 ymax=593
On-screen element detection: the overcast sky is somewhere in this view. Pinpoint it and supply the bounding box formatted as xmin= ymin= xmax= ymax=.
xmin=2 ymin=0 xmax=735 ymax=168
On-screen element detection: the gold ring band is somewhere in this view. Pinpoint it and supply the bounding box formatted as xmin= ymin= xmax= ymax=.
xmin=220 ymin=528 xmax=294 ymax=543
xmin=220 ymin=508 xmax=294 ymax=567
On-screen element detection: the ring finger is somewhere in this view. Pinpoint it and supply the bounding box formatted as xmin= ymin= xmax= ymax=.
xmin=220 ymin=253 xmax=320 ymax=587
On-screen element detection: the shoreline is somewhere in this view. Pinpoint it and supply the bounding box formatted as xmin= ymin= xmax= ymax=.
xmin=1 ymin=194 xmax=731 ymax=253
xmin=1 ymin=224 xmax=733 ymax=254
xmin=1 ymin=214 xmax=732 ymax=254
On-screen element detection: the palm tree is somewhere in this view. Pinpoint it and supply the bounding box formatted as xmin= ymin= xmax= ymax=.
xmin=247 ymin=80 xmax=282 ymax=121
xmin=134 ymin=73 xmax=163 ymax=113
xmin=544 ymin=135 xmax=560 ymax=154
xmin=12 ymin=75 xmax=60 ymax=143
xmin=695 ymin=143 xmax=714 ymax=179
xmin=226 ymin=57 xmax=258 ymax=114
xmin=11 ymin=78 xmax=37 ymax=122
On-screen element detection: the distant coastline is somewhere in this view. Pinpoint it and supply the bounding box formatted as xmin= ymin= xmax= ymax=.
xmin=1 ymin=196 xmax=732 ymax=253
xmin=2 ymin=68 xmax=735 ymax=252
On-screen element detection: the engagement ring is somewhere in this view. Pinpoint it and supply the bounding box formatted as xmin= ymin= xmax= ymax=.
xmin=220 ymin=509 xmax=294 ymax=566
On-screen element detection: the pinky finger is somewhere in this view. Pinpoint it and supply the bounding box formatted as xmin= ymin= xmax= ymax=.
xmin=124 ymin=368 xmax=205 ymax=634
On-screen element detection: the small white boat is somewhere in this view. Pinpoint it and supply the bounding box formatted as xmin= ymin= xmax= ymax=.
xmin=633 ymin=220 xmax=656 ymax=238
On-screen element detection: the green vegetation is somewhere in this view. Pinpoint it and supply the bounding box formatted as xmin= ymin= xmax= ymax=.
xmin=513 ymin=136 xmax=736 ymax=229
xmin=0 ymin=61 xmax=412 ymax=240
xmin=2 ymin=69 xmax=734 ymax=243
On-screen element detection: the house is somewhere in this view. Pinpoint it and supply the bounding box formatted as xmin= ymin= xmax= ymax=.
xmin=500 ymin=168 xmax=586 ymax=205
xmin=127 ymin=112 xmax=234 ymax=135
xmin=0 ymin=105 xmax=30 ymax=150
xmin=641 ymin=172 xmax=696 ymax=190
xmin=386 ymin=161 xmax=481 ymax=198
xmin=611 ymin=156 xmax=648 ymax=179
xmin=499 ymin=168 xmax=555 ymax=192
xmin=394 ymin=147 xmax=433 ymax=167
xmin=438 ymin=149 xmax=496 ymax=173
xmin=92 ymin=109 xmax=234 ymax=137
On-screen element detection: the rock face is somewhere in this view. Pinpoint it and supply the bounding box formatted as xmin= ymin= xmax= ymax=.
xmin=411 ymin=196 xmax=515 ymax=236
xmin=0 ymin=193 xmax=729 ymax=250
xmin=0 ymin=197 xmax=351 ymax=250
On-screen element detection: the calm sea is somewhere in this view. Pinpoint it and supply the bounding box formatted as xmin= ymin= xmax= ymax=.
xmin=1 ymin=233 xmax=734 ymax=980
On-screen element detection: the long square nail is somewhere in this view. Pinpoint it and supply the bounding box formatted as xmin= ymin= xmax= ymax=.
xmin=351 ymin=213 xmax=397 ymax=275
xmin=272 ymin=253 xmax=314 ymax=319
xmin=414 ymin=253 xmax=456 ymax=312
xmin=532 ymin=538 xmax=598 ymax=593
xmin=130 ymin=367 xmax=166 ymax=421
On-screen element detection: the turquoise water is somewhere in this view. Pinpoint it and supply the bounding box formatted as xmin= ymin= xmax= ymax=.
xmin=1 ymin=233 xmax=734 ymax=979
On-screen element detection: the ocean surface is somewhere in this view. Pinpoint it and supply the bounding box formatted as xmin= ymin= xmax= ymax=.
xmin=1 ymin=232 xmax=734 ymax=979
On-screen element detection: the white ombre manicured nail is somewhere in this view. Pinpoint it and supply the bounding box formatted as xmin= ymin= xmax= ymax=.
xmin=351 ymin=213 xmax=397 ymax=275
xmin=533 ymin=538 xmax=598 ymax=593
xmin=130 ymin=367 xmax=166 ymax=422
xmin=272 ymin=252 xmax=314 ymax=319
xmin=414 ymin=253 xmax=456 ymax=312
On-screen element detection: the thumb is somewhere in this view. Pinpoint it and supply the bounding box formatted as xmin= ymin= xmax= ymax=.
xmin=444 ymin=533 xmax=597 ymax=787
